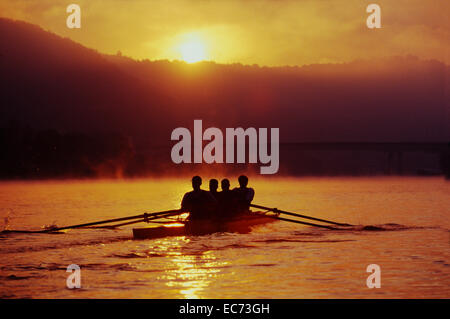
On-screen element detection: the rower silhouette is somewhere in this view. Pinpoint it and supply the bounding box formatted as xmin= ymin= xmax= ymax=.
xmin=217 ymin=178 xmax=237 ymax=218
xmin=233 ymin=175 xmax=255 ymax=213
xmin=181 ymin=176 xmax=217 ymax=221
xmin=209 ymin=179 xmax=219 ymax=200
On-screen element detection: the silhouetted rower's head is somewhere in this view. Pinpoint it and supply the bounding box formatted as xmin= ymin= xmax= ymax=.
xmin=221 ymin=179 xmax=230 ymax=191
xmin=192 ymin=176 xmax=202 ymax=190
xmin=209 ymin=179 xmax=219 ymax=193
xmin=238 ymin=175 xmax=248 ymax=188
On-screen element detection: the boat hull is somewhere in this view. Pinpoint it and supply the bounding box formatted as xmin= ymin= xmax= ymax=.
xmin=132 ymin=212 xmax=275 ymax=240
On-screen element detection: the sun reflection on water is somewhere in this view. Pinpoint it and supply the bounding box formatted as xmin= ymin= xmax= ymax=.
xmin=154 ymin=238 xmax=228 ymax=299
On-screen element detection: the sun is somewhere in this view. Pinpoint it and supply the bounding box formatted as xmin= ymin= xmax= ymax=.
xmin=178 ymin=33 xmax=207 ymax=63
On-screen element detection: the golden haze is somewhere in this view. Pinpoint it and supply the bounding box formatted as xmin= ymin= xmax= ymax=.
xmin=0 ymin=0 xmax=448 ymax=66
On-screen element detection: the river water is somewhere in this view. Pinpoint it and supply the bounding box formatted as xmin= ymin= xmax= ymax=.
xmin=0 ymin=177 xmax=449 ymax=298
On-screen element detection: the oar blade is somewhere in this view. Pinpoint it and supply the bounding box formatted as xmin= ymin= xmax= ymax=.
xmin=251 ymin=204 xmax=352 ymax=227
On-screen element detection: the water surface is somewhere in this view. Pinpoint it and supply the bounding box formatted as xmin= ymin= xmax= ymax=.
xmin=0 ymin=177 xmax=449 ymax=298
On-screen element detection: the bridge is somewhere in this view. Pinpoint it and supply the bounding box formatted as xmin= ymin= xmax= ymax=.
xmin=281 ymin=142 xmax=449 ymax=176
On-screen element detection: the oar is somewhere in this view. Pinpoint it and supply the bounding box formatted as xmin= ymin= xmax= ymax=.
xmin=1 ymin=209 xmax=182 ymax=234
xmin=92 ymin=211 xmax=184 ymax=229
xmin=253 ymin=211 xmax=336 ymax=229
xmin=251 ymin=204 xmax=352 ymax=226
xmin=46 ymin=209 xmax=182 ymax=232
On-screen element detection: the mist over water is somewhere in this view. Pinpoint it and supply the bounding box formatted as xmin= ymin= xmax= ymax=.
xmin=0 ymin=177 xmax=449 ymax=298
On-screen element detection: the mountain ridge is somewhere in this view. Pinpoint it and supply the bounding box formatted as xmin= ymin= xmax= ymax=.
xmin=0 ymin=17 xmax=448 ymax=145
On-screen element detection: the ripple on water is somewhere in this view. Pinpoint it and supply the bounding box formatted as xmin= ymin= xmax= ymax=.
xmin=0 ymin=274 xmax=46 ymax=281
xmin=109 ymin=252 xmax=166 ymax=259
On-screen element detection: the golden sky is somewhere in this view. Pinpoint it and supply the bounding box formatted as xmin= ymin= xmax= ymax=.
xmin=1 ymin=0 xmax=448 ymax=66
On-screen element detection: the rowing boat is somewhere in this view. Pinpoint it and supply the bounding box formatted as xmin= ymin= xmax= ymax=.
xmin=132 ymin=211 xmax=276 ymax=239
xmin=1 ymin=204 xmax=350 ymax=237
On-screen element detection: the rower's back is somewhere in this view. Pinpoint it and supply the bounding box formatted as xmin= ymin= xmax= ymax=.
xmin=217 ymin=179 xmax=237 ymax=219
xmin=233 ymin=175 xmax=255 ymax=213
xmin=208 ymin=179 xmax=219 ymax=201
xmin=181 ymin=176 xmax=217 ymax=221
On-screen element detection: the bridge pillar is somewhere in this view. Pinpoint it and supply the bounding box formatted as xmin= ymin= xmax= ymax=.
xmin=387 ymin=151 xmax=393 ymax=175
xmin=397 ymin=151 xmax=403 ymax=175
